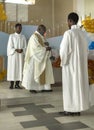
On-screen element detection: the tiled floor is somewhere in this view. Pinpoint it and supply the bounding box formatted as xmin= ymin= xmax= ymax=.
xmin=0 ymin=82 xmax=94 ymax=130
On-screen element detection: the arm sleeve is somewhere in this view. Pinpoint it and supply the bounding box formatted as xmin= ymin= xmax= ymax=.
xmin=60 ymin=31 xmax=72 ymax=66
xmin=29 ymin=35 xmax=46 ymax=63
xmin=22 ymin=36 xmax=27 ymax=55
xmin=24 ymin=35 xmax=46 ymax=63
xmin=7 ymin=35 xmax=15 ymax=56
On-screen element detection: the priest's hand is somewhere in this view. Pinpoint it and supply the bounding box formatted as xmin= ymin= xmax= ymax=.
xmin=46 ymin=46 xmax=51 ymax=51
xmin=19 ymin=49 xmax=23 ymax=53
xmin=15 ymin=49 xmax=23 ymax=53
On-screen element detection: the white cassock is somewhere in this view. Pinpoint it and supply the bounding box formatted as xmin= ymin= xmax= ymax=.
xmin=60 ymin=25 xmax=90 ymax=112
xmin=7 ymin=33 xmax=27 ymax=81
xmin=22 ymin=31 xmax=54 ymax=91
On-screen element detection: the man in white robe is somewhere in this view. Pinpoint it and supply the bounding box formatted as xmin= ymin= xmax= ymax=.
xmin=60 ymin=12 xmax=89 ymax=116
xmin=7 ymin=23 xmax=27 ymax=89
xmin=22 ymin=25 xmax=54 ymax=93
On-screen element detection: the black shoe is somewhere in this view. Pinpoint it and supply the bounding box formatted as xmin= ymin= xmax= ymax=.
xmin=9 ymin=86 xmax=13 ymax=89
xmin=59 ymin=111 xmax=71 ymax=116
xmin=29 ymin=90 xmax=37 ymax=93
xmin=10 ymin=81 xmax=14 ymax=89
xmin=70 ymin=112 xmax=81 ymax=116
xmin=15 ymin=85 xmax=22 ymax=89
xmin=41 ymin=90 xmax=53 ymax=92
xmin=77 ymin=112 xmax=81 ymax=116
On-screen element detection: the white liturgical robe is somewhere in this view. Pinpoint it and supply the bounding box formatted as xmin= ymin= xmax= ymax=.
xmin=7 ymin=33 xmax=27 ymax=81
xmin=22 ymin=31 xmax=54 ymax=91
xmin=60 ymin=25 xmax=89 ymax=112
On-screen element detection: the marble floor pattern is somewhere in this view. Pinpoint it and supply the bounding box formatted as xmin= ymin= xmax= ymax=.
xmin=0 ymin=82 xmax=94 ymax=130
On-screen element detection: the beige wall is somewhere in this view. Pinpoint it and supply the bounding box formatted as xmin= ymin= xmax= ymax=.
xmin=4 ymin=1 xmax=94 ymax=37
xmin=54 ymin=0 xmax=73 ymax=35
xmin=28 ymin=0 xmax=74 ymax=36
xmin=28 ymin=0 xmax=53 ymax=37
xmin=4 ymin=0 xmax=74 ymax=37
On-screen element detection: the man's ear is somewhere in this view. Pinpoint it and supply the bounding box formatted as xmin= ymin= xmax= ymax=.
xmin=69 ymin=19 xmax=73 ymax=23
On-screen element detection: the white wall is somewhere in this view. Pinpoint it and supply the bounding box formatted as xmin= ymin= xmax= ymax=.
xmin=85 ymin=0 xmax=94 ymax=18
xmin=73 ymin=0 xmax=94 ymax=21
xmin=73 ymin=0 xmax=85 ymax=25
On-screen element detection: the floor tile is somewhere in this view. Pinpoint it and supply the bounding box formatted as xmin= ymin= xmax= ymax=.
xmin=0 ymin=82 xmax=94 ymax=130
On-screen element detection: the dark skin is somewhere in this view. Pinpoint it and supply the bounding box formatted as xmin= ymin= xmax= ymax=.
xmin=67 ymin=19 xmax=75 ymax=29
xmin=46 ymin=46 xmax=51 ymax=51
xmin=15 ymin=26 xmax=23 ymax=53
xmin=43 ymin=32 xmax=51 ymax=51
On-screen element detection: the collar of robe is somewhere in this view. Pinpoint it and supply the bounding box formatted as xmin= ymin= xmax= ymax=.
xmin=35 ymin=31 xmax=45 ymax=42
xmin=71 ymin=25 xmax=80 ymax=30
xmin=15 ymin=32 xmax=21 ymax=36
xmin=35 ymin=31 xmax=44 ymax=38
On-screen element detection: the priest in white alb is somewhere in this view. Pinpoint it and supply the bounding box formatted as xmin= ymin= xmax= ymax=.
xmin=59 ymin=12 xmax=90 ymax=116
xmin=22 ymin=25 xmax=54 ymax=93
xmin=7 ymin=23 xmax=27 ymax=89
